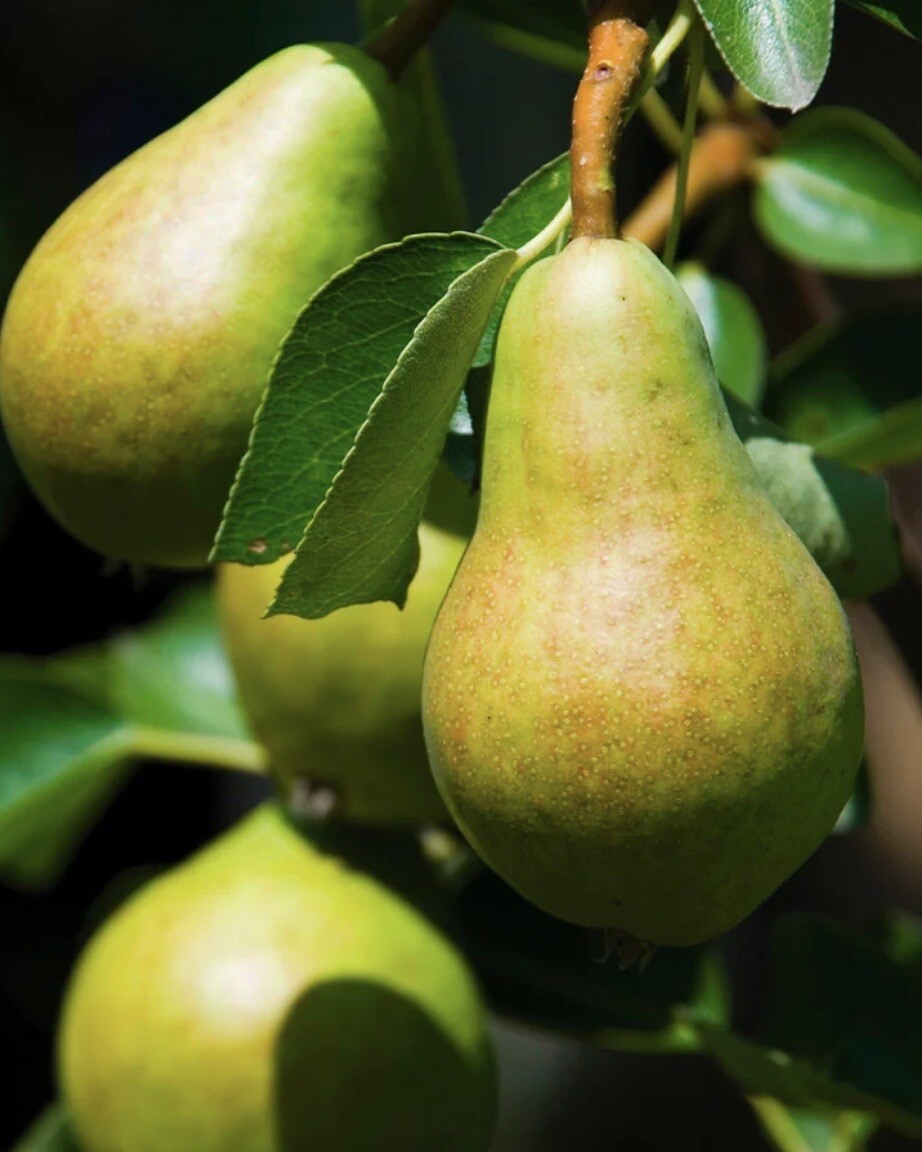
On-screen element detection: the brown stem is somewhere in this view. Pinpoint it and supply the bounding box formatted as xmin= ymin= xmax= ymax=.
xmin=570 ymin=2 xmax=650 ymax=240
xmin=623 ymin=123 xmax=761 ymax=251
xmin=367 ymin=0 xmax=455 ymax=80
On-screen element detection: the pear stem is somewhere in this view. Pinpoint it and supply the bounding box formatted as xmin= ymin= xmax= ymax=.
xmin=367 ymin=0 xmax=455 ymax=80
xmin=569 ymin=2 xmax=650 ymax=240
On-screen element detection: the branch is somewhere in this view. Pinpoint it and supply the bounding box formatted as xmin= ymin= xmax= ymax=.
xmin=570 ymin=2 xmax=650 ymax=240
xmin=367 ymin=0 xmax=455 ymax=79
xmin=623 ymin=122 xmax=763 ymax=250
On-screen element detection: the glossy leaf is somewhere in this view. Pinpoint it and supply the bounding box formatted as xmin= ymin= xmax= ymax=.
xmin=272 ymin=244 xmax=515 ymax=618
xmin=692 ymin=0 xmax=833 ymax=109
xmin=11 ymin=1107 xmax=82 ymax=1152
xmin=213 ymin=234 xmax=505 ymax=568
xmin=754 ymin=108 xmax=922 ymax=275
xmin=677 ymin=264 xmax=768 ymax=406
xmin=769 ymin=308 xmax=922 ymax=470
xmin=844 ymin=0 xmax=922 ymax=40
xmin=476 ymin=152 xmax=570 ymax=366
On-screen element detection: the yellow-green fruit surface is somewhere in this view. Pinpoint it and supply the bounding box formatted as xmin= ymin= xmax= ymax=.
xmin=0 ymin=44 xmax=409 ymax=568
xmin=218 ymin=519 xmax=466 ymax=824
xmin=422 ymin=237 xmax=864 ymax=948
xmin=59 ymin=805 xmax=497 ymax=1152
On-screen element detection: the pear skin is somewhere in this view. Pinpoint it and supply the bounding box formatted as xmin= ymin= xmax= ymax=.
xmin=218 ymin=518 xmax=467 ymax=824
xmin=0 ymin=44 xmax=408 ymax=568
xmin=58 ymin=805 xmax=497 ymax=1152
xmin=422 ymin=238 xmax=864 ymax=948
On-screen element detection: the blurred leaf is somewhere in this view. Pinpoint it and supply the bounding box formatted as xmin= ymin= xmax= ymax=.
xmin=703 ymin=1028 xmax=921 ymax=1138
xmin=769 ymin=309 xmax=922 ymax=470
xmin=456 ymin=0 xmax=586 ymax=70
xmin=11 ymin=1106 xmax=82 ymax=1152
xmin=750 ymin=1097 xmax=877 ymax=1152
xmin=106 ymin=584 xmax=249 ymax=741
xmin=726 ymin=395 xmax=901 ymax=599
xmin=760 ymin=915 xmax=922 ymax=1137
xmin=833 ymin=760 xmax=870 ymax=833
xmin=213 ymin=234 xmax=506 ymax=569
xmin=272 ymin=243 xmax=515 ymax=618
xmin=754 ymin=109 xmax=922 ymax=275
xmin=454 ymin=870 xmax=728 ymax=1050
xmin=677 ymin=263 xmax=768 ymax=406
xmin=476 ymin=152 xmax=570 ymax=366
xmin=0 ymin=663 xmax=133 ymax=888
xmin=692 ymin=0 xmax=833 ymax=109
xmin=878 ymin=914 xmax=922 ymax=968
xmin=843 ymin=0 xmax=922 ymax=40
xmin=0 ymin=586 xmax=259 ymax=889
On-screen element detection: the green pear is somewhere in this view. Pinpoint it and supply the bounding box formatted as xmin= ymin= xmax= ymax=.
xmin=0 ymin=44 xmax=413 ymax=568
xmin=218 ymin=515 xmax=467 ymax=825
xmin=422 ymin=237 xmax=864 ymax=948
xmin=58 ymin=805 xmax=497 ymax=1152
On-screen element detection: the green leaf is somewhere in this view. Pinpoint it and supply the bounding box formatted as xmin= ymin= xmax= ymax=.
xmin=475 ymin=152 xmax=570 ymax=367
xmin=763 ymin=915 xmax=922 ymax=1137
xmin=11 ymin=1106 xmax=82 ymax=1152
xmin=213 ymin=234 xmax=504 ymax=567
xmin=0 ymin=663 xmax=133 ymax=888
xmin=843 ymin=0 xmax=922 ymax=40
xmin=454 ymin=870 xmax=728 ymax=1051
xmin=456 ymin=0 xmax=587 ymax=71
xmin=692 ymin=0 xmax=833 ymax=110
xmin=751 ymin=1096 xmax=877 ymax=1152
xmin=725 ymin=393 xmax=901 ymax=600
xmin=754 ymin=108 xmax=922 ymax=275
xmin=0 ymin=586 xmax=258 ymax=889
xmin=677 ymin=263 xmax=768 ymax=407
xmin=271 ymin=244 xmax=516 ymax=618
xmin=106 ymin=585 xmax=249 ymax=741
xmin=769 ymin=308 xmax=922 ymax=469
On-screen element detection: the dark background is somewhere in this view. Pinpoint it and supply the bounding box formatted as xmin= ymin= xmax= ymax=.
xmin=0 ymin=3 xmax=920 ymax=1148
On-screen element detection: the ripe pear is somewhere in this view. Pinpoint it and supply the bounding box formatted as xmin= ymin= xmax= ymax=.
xmin=422 ymin=237 xmax=864 ymax=948
xmin=218 ymin=514 xmax=467 ymax=824
xmin=0 ymin=44 xmax=413 ymax=568
xmin=58 ymin=804 xmax=497 ymax=1152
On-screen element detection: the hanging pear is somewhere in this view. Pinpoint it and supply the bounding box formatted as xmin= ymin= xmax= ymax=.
xmin=422 ymin=236 xmax=864 ymax=948
xmin=218 ymin=516 xmax=468 ymax=825
xmin=59 ymin=805 xmax=497 ymax=1152
xmin=0 ymin=32 xmax=456 ymax=568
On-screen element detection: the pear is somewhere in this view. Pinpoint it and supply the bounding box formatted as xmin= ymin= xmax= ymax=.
xmin=218 ymin=515 xmax=467 ymax=824
xmin=58 ymin=805 xmax=497 ymax=1152
xmin=0 ymin=44 xmax=412 ymax=568
xmin=422 ymin=237 xmax=864 ymax=948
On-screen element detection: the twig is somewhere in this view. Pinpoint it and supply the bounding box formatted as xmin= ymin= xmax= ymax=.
xmin=570 ymin=2 xmax=650 ymax=239
xmin=662 ymin=14 xmax=705 ymax=267
xmin=640 ymin=87 xmax=684 ymax=153
xmin=367 ymin=0 xmax=455 ymax=79
xmin=623 ymin=122 xmax=760 ymax=250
